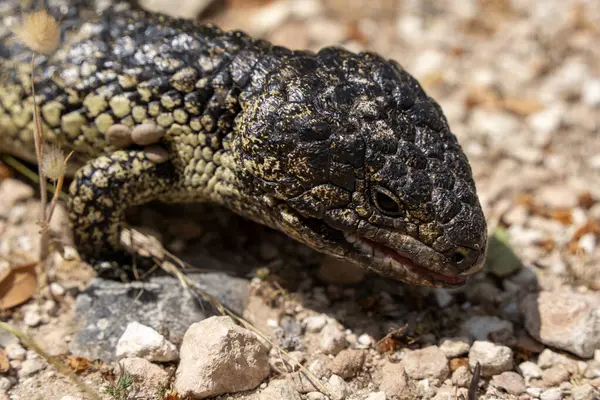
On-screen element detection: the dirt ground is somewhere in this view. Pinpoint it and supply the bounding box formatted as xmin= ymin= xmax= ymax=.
xmin=1 ymin=0 xmax=599 ymax=399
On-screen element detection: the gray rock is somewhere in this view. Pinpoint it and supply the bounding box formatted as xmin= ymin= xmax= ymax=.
xmin=175 ymin=316 xmax=269 ymax=399
xmin=402 ymin=346 xmax=449 ymax=382
xmin=70 ymin=273 xmax=248 ymax=361
xmin=521 ymin=291 xmax=600 ymax=358
xmin=439 ymin=337 xmax=471 ymax=358
xmin=572 ymin=384 xmax=597 ymax=400
xmin=468 ymin=341 xmax=513 ymax=377
xmin=319 ymin=323 xmax=347 ymax=355
xmin=259 ymin=379 xmax=301 ymax=400
xmin=540 ymin=387 xmax=562 ymax=400
xmin=461 ymin=316 xmax=514 ymax=342
xmin=491 ymin=371 xmax=526 ymax=395
xmin=379 ymin=361 xmax=408 ymax=397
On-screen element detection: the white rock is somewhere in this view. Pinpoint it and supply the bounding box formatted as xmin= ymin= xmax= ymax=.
xmin=252 ymin=0 xmax=292 ymax=34
xmin=357 ymin=333 xmax=373 ymax=347
xmin=468 ymin=341 xmax=513 ymax=377
xmin=18 ymin=358 xmax=45 ymax=378
xmin=518 ymin=361 xmax=542 ymax=380
xmin=521 ymin=291 xmax=600 ymax=358
xmin=23 ymin=307 xmax=41 ymax=327
xmin=175 ymin=316 xmax=270 ymax=399
xmin=439 ymin=337 xmax=470 ymax=358
xmin=59 ymin=396 xmax=83 ymax=400
xmin=396 ymin=14 xmax=424 ymax=42
xmin=582 ymin=79 xmax=600 ymax=107
xmin=116 ymin=321 xmax=178 ymax=362
xmin=5 ymin=343 xmax=26 ymax=360
xmin=365 ymin=392 xmax=386 ymax=400
xmin=327 ymin=374 xmax=351 ymax=400
xmin=304 ymin=315 xmax=328 ymax=333
xmin=540 ymin=387 xmax=562 ymax=400
xmin=49 ymin=282 xmax=66 ymax=296
xmin=412 ymin=50 xmax=446 ymax=78
xmin=319 ymin=323 xmax=347 ymax=355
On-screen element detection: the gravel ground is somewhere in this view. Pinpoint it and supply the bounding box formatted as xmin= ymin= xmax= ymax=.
xmin=1 ymin=0 xmax=600 ymax=399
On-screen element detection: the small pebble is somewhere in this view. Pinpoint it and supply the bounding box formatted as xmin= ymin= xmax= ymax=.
xmin=468 ymin=341 xmax=513 ymax=377
xmin=327 ymin=374 xmax=351 ymax=400
xmin=365 ymin=392 xmax=386 ymax=400
xmin=572 ymin=384 xmax=596 ymax=400
xmin=49 ymin=282 xmax=65 ymax=296
xmin=132 ymin=123 xmax=166 ymax=145
xmin=319 ymin=323 xmax=347 ymax=355
xmin=491 ymin=371 xmax=526 ymax=395
xmin=23 ymin=307 xmax=41 ymax=327
xmin=116 ymin=321 xmax=178 ymax=362
xmin=306 ymin=392 xmax=328 ymax=400
xmin=18 ymin=358 xmax=45 ymax=378
xmin=106 ymin=124 xmax=133 ymax=148
xmin=0 ymin=377 xmax=12 ymax=391
xmin=5 ymin=343 xmax=26 ymax=361
xmin=305 ymin=315 xmax=328 ymax=333
xmin=540 ymin=387 xmax=562 ymax=400
xmin=518 ymin=361 xmax=542 ymax=380
xmin=143 ymin=145 xmax=170 ymax=164
xmin=439 ymin=337 xmax=471 ymax=358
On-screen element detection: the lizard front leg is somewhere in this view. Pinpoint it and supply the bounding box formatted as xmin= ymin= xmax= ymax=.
xmin=67 ymin=147 xmax=175 ymax=275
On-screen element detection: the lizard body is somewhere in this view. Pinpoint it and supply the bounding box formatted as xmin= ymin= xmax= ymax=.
xmin=0 ymin=0 xmax=487 ymax=287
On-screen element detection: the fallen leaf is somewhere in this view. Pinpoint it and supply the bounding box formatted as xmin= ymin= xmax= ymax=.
xmin=500 ymin=97 xmax=544 ymax=116
xmin=0 ymin=263 xmax=37 ymax=310
xmin=0 ymin=348 xmax=9 ymax=373
xmin=484 ymin=228 xmax=522 ymax=278
xmin=375 ymin=325 xmax=408 ymax=353
xmin=67 ymin=355 xmax=91 ymax=373
xmin=450 ymin=357 xmax=468 ymax=371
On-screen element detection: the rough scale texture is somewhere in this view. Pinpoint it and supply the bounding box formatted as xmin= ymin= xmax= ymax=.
xmin=0 ymin=0 xmax=487 ymax=287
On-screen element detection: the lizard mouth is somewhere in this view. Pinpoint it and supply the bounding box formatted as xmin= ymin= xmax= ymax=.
xmin=343 ymin=232 xmax=467 ymax=287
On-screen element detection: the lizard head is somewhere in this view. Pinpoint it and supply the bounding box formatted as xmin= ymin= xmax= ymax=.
xmin=233 ymin=47 xmax=487 ymax=287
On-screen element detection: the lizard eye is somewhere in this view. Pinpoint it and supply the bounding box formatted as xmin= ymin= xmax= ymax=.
xmin=372 ymin=186 xmax=402 ymax=216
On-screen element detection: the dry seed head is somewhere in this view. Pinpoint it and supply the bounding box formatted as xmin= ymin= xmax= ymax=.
xmin=41 ymin=145 xmax=66 ymax=181
xmin=13 ymin=10 xmax=60 ymax=56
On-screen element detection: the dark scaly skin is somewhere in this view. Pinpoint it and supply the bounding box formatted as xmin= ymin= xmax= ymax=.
xmin=0 ymin=1 xmax=487 ymax=287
